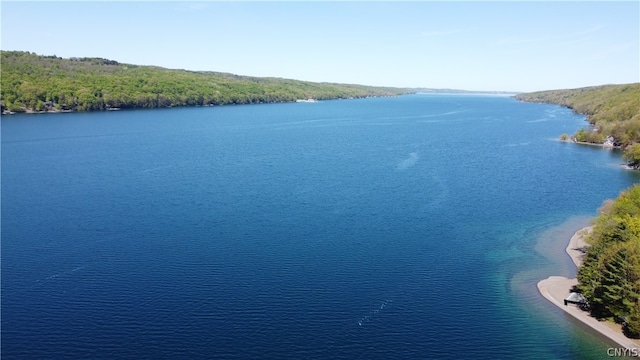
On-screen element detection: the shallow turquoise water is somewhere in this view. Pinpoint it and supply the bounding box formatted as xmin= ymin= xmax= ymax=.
xmin=2 ymin=95 xmax=639 ymax=359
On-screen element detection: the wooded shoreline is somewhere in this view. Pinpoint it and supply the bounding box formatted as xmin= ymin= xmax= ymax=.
xmin=519 ymin=84 xmax=640 ymax=351
xmin=0 ymin=51 xmax=414 ymax=114
xmin=538 ymin=226 xmax=640 ymax=353
xmin=515 ymin=84 xmax=640 ymax=168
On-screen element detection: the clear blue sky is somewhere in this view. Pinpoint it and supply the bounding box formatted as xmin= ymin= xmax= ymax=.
xmin=2 ymin=1 xmax=638 ymax=92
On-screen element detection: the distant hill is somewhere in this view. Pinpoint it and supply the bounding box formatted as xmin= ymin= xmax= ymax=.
xmin=515 ymin=84 xmax=640 ymax=147
xmin=415 ymin=88 xmax=517 ymax=95
xmin=0 ymin=51 xmax=414 ymax=113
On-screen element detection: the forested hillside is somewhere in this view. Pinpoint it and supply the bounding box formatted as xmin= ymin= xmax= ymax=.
xmin=0 ymin=51 xmax=413 ymax=113
xmin=515 ymin=84 xmax=640 ymax=145
xmin=577 ymin=185 xmax=640 ymax=337
xmin=515 ymin=84 xmax=640 ymax=168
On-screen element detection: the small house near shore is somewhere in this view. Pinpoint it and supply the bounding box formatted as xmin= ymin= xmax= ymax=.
xmin=564 ymin=292 xmax=588 ymax=309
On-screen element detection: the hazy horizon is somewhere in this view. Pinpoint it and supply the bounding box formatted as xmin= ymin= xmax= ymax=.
xmin=1 ymin=1 xmax=638 ymax=93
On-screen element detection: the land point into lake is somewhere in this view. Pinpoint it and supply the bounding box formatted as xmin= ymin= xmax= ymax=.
xmin=538 ymin=227 xmax=640 ymax=352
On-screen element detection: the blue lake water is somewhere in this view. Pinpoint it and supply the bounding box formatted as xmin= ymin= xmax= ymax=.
xmin=2 ymin=94 xmax=639 ymax=359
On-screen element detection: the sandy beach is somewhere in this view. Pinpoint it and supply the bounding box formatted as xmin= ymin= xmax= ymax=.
xmin=537 ymin=226 xmax=640 ymax=353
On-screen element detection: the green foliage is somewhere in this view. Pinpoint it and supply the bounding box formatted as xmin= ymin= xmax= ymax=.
xmin=627 ymin=299 xmax=640 ymax=336
xmin=559 ymin=133 xmax=569 ymax=141
xmin=575 ymin=129 xmax=588 ymax=142
xmin=0 ymin=51 xmax=413 ymax=113
xmin=623 ymin=144 xmax=640 ymax=169
xmin=516 ymin=84 xmax=640 ymax=146
xmin=577 ymin=185 xmax=640 ymax=336
xmin=573 ymin=128 xmax=605 ymax=143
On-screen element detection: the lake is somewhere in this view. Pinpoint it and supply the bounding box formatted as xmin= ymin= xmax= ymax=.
xmin=2 ymin=94 xmax=639 ymax=359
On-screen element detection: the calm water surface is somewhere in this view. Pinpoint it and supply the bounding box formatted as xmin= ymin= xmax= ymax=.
xmin=2 ymin=95 xmax=639 ymax=359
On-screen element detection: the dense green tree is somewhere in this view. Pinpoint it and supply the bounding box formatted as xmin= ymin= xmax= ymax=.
xmin=600 ymin=243 xmax=640 ymax=319
xmin=575 ymin=129 xmax=588 ymax=142
xmin=516 ymin=84 xmax=640 ymax=147
xmin=0 ymin=51 xmax=413 ymax=113
xmin=626 ymin=300 xmax=640 ymax=336
xmin=577 ymin=185 xmax=640 ymax=337
xmin=624 ymin=144 xmax=640 ymax=169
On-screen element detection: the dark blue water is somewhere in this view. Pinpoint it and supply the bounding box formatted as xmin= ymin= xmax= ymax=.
xmin=3 ymin=95 xmax=639 ymax=359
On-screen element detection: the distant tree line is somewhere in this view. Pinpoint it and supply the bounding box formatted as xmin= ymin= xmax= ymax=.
xmin=0 ymin=51 xmax=413 ymax=114
xmin=515 ymin=84 xmax=640 ymax=168
xmin=577 ymin=185 xmax=640 ymax=337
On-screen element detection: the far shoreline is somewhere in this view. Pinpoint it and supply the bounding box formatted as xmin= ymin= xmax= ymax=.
xmin=556 ymin=138 xmax=640 ymax=172
xmin=537 ymin=226 xmax=640 ymax=354
xmin=559 ymin=137 xmax=619 ymax=150
xmin=0 ymin=94 xmax=403 ymax=116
